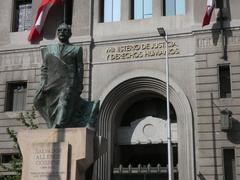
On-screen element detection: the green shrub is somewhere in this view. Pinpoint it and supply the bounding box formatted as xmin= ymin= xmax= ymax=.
xmin=0 ymin=107 xmax=38 ymax=180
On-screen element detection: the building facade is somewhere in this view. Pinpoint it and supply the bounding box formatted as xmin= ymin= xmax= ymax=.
xmin=0 ymin=0 xmax=240 ymax=180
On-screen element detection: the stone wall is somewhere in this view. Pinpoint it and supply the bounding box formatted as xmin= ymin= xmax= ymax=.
xmin=195 ymin=29 xmax=240 ymax=180
xmin=0 ymin=0 xmax=240 ymax=179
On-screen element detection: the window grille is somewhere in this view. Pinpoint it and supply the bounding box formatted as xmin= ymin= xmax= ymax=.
xmin=12 ymin=0 xmax=32 ymax=32
xmin=5 ymin=82 xmax=27 ymax=111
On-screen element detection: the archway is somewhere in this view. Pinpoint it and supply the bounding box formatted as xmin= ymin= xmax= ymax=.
xmin=114 ymin=92 xmax=178 ymax=180
xmin=96 ymin=72 xmax=194 ymax=180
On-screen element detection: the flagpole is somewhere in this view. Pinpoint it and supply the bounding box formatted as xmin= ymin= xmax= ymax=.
xmin=157 ymin=27 xmax=174 ymax=180
xmin=62 ymin=0 xmax=66 ymax=23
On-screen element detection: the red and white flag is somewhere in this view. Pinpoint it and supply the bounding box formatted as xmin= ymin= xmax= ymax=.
xmin=202 ymin=0 xmax=216 ymax=27
xmin=28 ymin=0 xmax=61 ymax=42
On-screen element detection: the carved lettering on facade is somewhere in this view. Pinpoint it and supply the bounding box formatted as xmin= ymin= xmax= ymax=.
xmin=197 ymin=36 xmax=240 ymax=49
xmin=105 ymin=41 xmax=180 ymax=61
xmin=197 ymin=37 xmax=216 ymax=48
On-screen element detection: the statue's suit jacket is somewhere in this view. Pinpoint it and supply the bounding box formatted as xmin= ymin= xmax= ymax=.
xmin=34 ymin=43 xmax=84 ymax=128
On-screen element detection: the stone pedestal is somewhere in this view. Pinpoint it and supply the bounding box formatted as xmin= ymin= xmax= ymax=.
xmin=18 ymin=128 xmax=105 ymax=180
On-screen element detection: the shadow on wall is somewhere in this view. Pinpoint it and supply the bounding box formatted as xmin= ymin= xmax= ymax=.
xmin=227 ymin=118 xmax=240 ymax=144
xmin=211 ymin=0 xmax=232 ymax=60
xmin=30 ymin=4 xmax=64 ymax=44
xmin=43 ymin=5 xmax=64 ymax=40
xmin=197 ymin=172 xmax=207 ymax=180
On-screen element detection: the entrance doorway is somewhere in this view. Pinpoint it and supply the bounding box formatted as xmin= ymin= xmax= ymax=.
xmin=113 ymin=94 xmax=178 ymax=180
xmin=97 ymin=76 xmax=194 ymax=180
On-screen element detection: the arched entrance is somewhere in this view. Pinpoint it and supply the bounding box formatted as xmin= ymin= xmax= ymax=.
xmin=113 ymin=92 xmax=178 ymax=180
xmin=96 ymin=72 xmax=194 ymax=180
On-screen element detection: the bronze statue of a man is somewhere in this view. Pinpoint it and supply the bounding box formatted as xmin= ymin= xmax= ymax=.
xmin=34 ymin=23 xmax=99 ymax=128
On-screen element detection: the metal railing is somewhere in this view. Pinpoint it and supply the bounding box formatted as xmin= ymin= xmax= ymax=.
xmin=113 ymin=164 xmax=178 ymax=180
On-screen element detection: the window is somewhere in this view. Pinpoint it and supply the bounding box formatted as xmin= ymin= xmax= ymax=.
xmin=163 ymin=0 xmax=185 ymax=16
xmin=12 ymin=0 xmax=32 ymax=32
xmin=223 ymin=149 xmax=236 ymax=180
xmin=131 ymin=0 xmax=152 ymax=19
xmin=0 ymin=154 xmax=12 ymax=164
xmin=5 ymin=82 xmax=27 ymax=111
xmin=218 ymin=64 xmax=231 ymax=98
xmin=0 ymin=153 xmax=19 ymax=164
xmin=216 ymin=0 xmax=223 ymax=8
xmin=100 ymin=0 xmax=121 ymax=22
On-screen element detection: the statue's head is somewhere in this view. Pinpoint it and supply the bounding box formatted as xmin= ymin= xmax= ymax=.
xmin=57 ymin=23 xmax=72 ymax=43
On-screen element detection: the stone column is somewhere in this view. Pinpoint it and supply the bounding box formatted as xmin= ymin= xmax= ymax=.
xmin=72 ymin=0 xmax=91 ymax=36
xmin=121 ymin=0 xmax=131 ymax=21
xmin=153 ymin=0 xmax=163 ymax=20
xmin=94 ymin=0 xmax=101 ymax=23
xmin=0 ymin=0 xmax=12 ymax=45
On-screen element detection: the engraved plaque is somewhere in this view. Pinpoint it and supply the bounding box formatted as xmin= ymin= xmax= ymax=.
xmin=27 ymin=142 xmax=68 ymax=180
